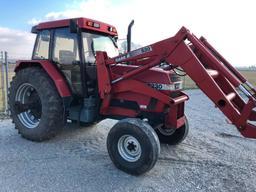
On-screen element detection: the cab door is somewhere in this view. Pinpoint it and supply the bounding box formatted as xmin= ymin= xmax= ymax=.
xmin=52 ymin=28 xmax=83 ymax=96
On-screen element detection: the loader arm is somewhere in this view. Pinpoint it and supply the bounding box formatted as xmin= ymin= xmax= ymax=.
xmin=96 ymin=26 xmax=256 ymax=138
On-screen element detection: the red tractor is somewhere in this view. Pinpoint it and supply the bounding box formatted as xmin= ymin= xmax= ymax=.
xmin=9 ymin=18 xmax=256 ymax=175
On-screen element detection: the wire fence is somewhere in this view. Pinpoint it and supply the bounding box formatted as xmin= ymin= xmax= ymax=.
xmin=0 ymin=51 xmax=15 ymax=113
xmin=0 ymin=52 xmax=6 ymax=113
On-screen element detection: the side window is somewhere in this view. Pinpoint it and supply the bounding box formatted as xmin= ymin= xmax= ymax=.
xmin=33 ymin=30 xmax=50 ymax=59
xmin=53 ymin=28 xmax=79 ymax=64
xmin=82 ymin=33 xmax=96 ymax=65
xmin=82 ymin=32 xmax=119 ymax=65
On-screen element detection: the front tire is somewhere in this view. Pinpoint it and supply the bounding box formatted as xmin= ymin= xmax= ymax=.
xmin=107 ymin=118 xmax=160 ymax=175
xmin=155 ymin=117 xmax=189 ymax=145
xmin=8 ymin=67 xmax=65 ymax=141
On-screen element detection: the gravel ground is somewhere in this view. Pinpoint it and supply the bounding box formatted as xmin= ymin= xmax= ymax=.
xmin=0 ymin=89 xmax=255 ymax=192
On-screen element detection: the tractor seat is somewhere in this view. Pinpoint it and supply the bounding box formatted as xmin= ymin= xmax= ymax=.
xmin=59 ymin=50 xmax=76 ymax=65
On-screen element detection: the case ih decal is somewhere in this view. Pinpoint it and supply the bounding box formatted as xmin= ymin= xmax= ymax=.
xmin=115 ymin=46 xmax=152 ymax=62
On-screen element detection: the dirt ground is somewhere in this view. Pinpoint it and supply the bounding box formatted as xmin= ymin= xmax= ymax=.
xmin=0 ymin=89 xmax=255 ymax=192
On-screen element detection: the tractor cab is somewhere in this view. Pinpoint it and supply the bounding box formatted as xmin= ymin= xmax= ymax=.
xmin=30 ymin=18 xmax=183 ymax=124
xmin=32 ymin=18 xmax=119 ymax=97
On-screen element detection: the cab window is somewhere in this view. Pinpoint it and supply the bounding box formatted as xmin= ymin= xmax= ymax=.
xmin=82 ymin=32 xmax=118 ymax=65
xmin=53 ymin=28 xmax=80 ymax=64
xmin=33 ymin=30 xmax=50 ymax=59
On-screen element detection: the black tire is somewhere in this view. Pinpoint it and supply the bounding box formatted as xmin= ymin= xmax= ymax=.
xmin=107 ymin=118 xmax=160 ymax=175
xmin=8 ymin=67 xmax=64 ymax=141
xmin=155 ymin=117 xmax=189 ymax=145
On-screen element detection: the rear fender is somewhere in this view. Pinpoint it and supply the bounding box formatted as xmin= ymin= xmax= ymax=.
xmin=15 ymin=60 xmax=71 ymax=97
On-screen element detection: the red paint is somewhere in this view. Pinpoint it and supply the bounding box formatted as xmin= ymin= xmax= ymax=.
xmin=15 ymin=60 xmax=71 ymax=97
xmin=36 ymin=17 xmax=118 ymax=36
xmin=110 ymin=65 xmax=173 ymax=84
xmin=17 ymin=20 xmax=256 ymax=138
xmin=96 ymin=26 xmax=256 ymax=138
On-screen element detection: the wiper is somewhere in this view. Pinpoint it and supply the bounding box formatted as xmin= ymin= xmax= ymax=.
xmin=91 ymin=40 xmax=95 ymax=56
xmin=109 ymin=36 xmax=118 ymax=48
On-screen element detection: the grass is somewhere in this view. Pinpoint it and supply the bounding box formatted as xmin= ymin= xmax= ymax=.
xmin=0 ymin=64 xmax=15 ymax=111
xmin=239 ymin=70 xmax=256 ymax=86
xmin=0 ymin=91 xmax=4 ymax=110
xmin=181 ymin=70 xmax=256 ymax=89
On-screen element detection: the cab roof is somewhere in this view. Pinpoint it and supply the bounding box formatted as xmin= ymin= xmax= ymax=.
xmin=32 ymin=17 xmax=118 ymax=36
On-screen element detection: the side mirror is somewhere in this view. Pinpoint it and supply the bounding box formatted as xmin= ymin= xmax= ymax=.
xmin=31 ymin=26 xmax=39 ymax=34
xmin=127 ymin=20 xmax=134 ymax=52
xmin=70 ymin=19 xmax=78 ymax=33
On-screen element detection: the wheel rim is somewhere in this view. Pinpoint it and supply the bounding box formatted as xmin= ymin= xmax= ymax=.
xmin=15 ymin=83 xmax=42 ymax=129
xmin=156 ymin=124 xmax=176 ymax=136
xmin=117 ymin=135 xmax=141 ymax=162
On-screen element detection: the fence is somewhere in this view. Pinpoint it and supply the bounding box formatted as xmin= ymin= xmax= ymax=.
xmin=0 ymin=51 xmax=15 ymax=113
xmin=0 ymin=52 xmax=6 ymax=113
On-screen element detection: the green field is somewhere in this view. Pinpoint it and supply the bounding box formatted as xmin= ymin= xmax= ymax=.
xmin=0 ymin=66 xmax=255 ymax=112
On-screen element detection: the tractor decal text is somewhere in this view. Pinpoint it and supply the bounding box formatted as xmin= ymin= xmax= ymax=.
xmin=115 ymin=46 xmax=152 ymax=62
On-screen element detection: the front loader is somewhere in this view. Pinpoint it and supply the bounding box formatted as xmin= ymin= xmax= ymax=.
xmin=8 ymin=18 xmax=256 ymax=175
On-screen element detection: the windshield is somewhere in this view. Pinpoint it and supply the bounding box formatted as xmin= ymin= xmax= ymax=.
xmin=82 ymin=32 xmax=118 ymax=64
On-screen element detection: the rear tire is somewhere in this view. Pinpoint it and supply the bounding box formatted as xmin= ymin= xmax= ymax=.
xmin=107 ymin=118 xmax=160 ymax=175
xmin=8 ymin=67 xmax=65 ymax=141
xmin=155 ymin=117 xmax=189 ymax=145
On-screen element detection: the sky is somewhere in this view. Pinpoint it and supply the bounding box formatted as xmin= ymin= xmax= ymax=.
xmin=0 ymin=0 xmax=256 ymax=67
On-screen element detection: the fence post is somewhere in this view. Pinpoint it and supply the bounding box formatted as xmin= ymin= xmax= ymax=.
xmin=4 ymin=51 xmax=9 ymax=114
xmin=0 ymin=51 xmax=6 ymax=113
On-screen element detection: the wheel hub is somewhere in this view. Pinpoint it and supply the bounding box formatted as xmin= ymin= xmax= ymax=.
xmin=118 ymin=135 xmax=141 ymax=162
xmin=127 ymin=141 xmax=137 ymax=152
xmin=15 ymin=83 xmax=42 ymax=129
